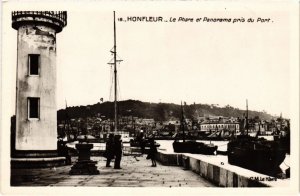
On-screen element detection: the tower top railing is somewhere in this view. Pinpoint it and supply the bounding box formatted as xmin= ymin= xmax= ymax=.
xmin=12 ymin=11 xmax=67 ymax=33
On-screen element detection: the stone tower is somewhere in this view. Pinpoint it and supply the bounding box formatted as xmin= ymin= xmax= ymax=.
xmin=11 ymin=11 xmax=67 ymax=167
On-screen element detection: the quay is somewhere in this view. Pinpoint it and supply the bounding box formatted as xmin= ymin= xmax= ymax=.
xmin=11 ymin=154 xmax=215 ymax=187
xmin=156 ymin=150 xmax=290 ymax=187
xmin=10 ymin=146 xmax=289 ymax=187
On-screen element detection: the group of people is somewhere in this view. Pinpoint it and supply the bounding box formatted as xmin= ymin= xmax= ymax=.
xmin=58 ymin=131 xmax=158 ymax=169
xmin=105 ymin=134 xmax=123 ymax=169
xmin=105 ymin=132 xmax=158 ymax=168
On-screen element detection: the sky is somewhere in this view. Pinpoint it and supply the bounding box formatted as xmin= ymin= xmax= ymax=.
xmin=2 ymin=1 xmax=296 ymax=118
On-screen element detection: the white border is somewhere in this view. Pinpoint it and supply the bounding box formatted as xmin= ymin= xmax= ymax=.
xmin=1 ymin=0 xmax=299 ymax=195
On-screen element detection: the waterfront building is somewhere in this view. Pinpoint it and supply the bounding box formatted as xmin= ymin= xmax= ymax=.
xmin=199 ymin=117 xmax=240 ymax=133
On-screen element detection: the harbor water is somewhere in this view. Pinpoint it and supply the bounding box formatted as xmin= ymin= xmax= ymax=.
xmin=67 ymin=139 xmax=290 ymax=173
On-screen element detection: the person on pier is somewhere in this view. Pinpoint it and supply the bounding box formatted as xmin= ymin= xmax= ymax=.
xmin=105 ymin=134 xmax=115 ymax=167
xmin=137 ymin=130 xmax=145 ymax=154
xmin=57 ymin=138 xmax=71 ymax=165
xmin=147 ymin=138 xmax=158 ymax=167
xmin=113 ymin=135 xmax=123 ymax=169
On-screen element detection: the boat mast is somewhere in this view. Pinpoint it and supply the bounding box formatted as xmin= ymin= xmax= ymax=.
xmin=64 ymin=99 xmax=67 ymax=132
xmin=181 ymin=101 xmax=185 ymax=142
xmin=113 ymin=11 xmax=118 ymax=134
xmin=246 ymin=99 xmax=248 ymax=135
xmin=107 ymin=11 xmax=122 ymax=135
xmin=280 ymin=112 xmax=282 ymax=132
xmin=64 ymin=99 xmax=70 ymax=140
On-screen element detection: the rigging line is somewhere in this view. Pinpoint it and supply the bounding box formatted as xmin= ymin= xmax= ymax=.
xmin=109 ymin=65 xmax=114 ymax=101
xmin=111 ymin=65 xmax=115 ymax=101
xmin=117 ymin=72 xmax=121 ymax=101
xmin=116 ymin=54 xmax=123 ymax=61
xmin=109 ymin=66 xmax=112 ymax=101
xmin=110 ymin=46 xmax=114 ymax=53
xmin=108 ymin=58 xmax=114 ymax=64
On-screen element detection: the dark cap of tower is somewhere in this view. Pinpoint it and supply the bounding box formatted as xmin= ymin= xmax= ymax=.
xmin=12 ymin=11 xmax=67 ymax=33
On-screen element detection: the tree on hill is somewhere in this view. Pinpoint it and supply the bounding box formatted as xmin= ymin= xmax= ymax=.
xmin=57 ymin=99 xmax=274 ymax=121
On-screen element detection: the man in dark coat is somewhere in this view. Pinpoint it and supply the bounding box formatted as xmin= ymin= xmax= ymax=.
xmin=147 ymin=138 xmax=158 ymax=167
xmin=113 ymin=135 xmax=123 ymax=169
xmin=137 ymin=130 xmax=145 ymax=154
xmin=105 ymin=134 xmax=115 ymax=167
xmin=57 ymin=138 xmax=71 ymax=165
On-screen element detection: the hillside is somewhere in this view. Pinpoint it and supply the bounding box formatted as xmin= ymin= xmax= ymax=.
xmin=57 ymin=99 xmax=274 ymax=121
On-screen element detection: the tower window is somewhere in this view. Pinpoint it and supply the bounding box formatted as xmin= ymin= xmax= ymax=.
xmin=28 ymin=54 xmax=40 ymax=75
xmin=28 ymin=97 xmax=40 ymax=119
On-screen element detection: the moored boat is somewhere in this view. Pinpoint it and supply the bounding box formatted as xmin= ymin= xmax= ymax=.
xmin=227 ymin=135 xmax=286 ymax=176
xmin=172 ymin=102 xmax=218 ymax=155
xmin=227 ymin=100 xmax=286 ymax=177
xmin=173 ymin=140 xmax=217 ymax=155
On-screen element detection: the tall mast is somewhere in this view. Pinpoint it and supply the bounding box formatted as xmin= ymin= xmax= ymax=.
xmin=279 ymin=112 xmax=282 ymax=131
xmin=64 ymin=99 xmax=70 ymax=137
xmin=246 ymin=99 xmax=248 ymax=135
xmin=181 ymin=101 xmax=185 ymax=142
xmin=107 ymin=11 xmax=122 ymax=134
xmin=113 ymin=11 xmax=118 ymax=133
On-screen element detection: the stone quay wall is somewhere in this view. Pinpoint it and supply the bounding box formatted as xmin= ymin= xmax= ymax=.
xmin=156 ymin=151 xmax=270 ymax=187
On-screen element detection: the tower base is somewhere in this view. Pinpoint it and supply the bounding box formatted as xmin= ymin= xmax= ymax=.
xmin=11 ymin=150 xmax=66 ymax=168
xmin=11 ymin=157 xmax=66 ymax=168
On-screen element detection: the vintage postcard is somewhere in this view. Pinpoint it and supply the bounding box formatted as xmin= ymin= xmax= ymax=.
xmin=1 ymin=0 xmax=299 ymax=195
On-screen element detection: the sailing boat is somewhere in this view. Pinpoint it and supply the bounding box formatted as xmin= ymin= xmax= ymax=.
xmin=108 ymin=11 xmax=124 ymax=138
xmin=172 ymin=102 xmax=218 ymax=155
xmin=62 ymin=100 xmax=76 ymax=142
xmin=227 ymin=100 xmax=286 ymax=177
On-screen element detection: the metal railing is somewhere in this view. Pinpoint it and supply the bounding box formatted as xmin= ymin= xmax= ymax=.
xmin=12 ymin=11 xmax=67 ymax=26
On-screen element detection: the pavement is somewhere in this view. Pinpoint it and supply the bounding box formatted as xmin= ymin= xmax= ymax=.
xmin=11 ymin=155 xmax=216 ymax=187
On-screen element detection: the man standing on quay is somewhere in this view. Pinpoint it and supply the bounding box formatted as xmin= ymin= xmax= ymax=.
xmin=114 ymin=135 xmax=122 ymax=169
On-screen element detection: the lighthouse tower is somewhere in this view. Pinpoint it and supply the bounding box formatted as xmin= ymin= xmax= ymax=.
xmin=11 ymin=11 xmax=67 ymax=167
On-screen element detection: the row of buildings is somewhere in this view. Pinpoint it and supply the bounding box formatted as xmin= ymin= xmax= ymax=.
xmin=57 ymin=114 xmax=290 ymax=139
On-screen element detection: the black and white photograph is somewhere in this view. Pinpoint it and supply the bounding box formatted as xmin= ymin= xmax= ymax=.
xmin=1 ymin=1 xmax=299 ymax=195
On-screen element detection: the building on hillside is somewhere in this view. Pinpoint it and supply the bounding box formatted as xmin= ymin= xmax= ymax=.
xmin=199 ymin=117 xmax=240 ymax=133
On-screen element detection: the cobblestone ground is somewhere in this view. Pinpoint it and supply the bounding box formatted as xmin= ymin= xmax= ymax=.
xmin=11 ymin=155 xmax=216 ymax=187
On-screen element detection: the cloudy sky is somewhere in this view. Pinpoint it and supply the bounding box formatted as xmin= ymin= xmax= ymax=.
xmin=3 ymin=1 xmax=297 ymax=118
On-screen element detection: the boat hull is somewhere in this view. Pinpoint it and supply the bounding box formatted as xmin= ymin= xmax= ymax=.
xmin=173 ymin=141 xmax=217 ymax=155
xmin=130 ymin=139 xmax=160 ymax=148
xmin=227 ymin=137 xmax=286 ymax=177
